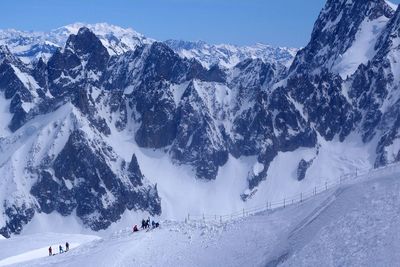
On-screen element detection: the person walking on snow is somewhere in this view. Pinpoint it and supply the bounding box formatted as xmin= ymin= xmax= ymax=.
xmin=48 ymin=246 xmax=52 ymax=256
xmin=59 ymin=245 xmax=64 ymax=254
xmin=133 ymin=225 xmax=139 ymax=232
xmin=65 ymin=242 xmax=69 ymax=252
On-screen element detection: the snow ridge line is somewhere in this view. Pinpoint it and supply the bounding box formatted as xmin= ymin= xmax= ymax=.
xmin=186 ymin=161 xmax=400 ymax=223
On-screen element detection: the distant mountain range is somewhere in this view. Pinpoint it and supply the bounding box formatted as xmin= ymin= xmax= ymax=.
xmin=0 ymin=22 xmax=297 ymax=68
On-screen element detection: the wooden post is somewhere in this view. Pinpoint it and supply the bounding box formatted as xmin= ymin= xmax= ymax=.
xmin=283 ymin=198 xmax=286 ymax=208
xmin=300 ymin=193 xmax=303 ymax=202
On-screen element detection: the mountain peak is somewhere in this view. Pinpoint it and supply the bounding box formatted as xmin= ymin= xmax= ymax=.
xmin=0 ymin=44 xmax=23 ymax=65
xmin=77 ymin=26 xmax=91 ymax=35
xmin=291 ymin=0 xmax=394 ymax=76
xmin=65 ymin=27 xmax=109 ymax=60
xmin=0 ymin=44 xmax=11 ymax=56
xmin=385 ymin=0 xmax=398 ymax=11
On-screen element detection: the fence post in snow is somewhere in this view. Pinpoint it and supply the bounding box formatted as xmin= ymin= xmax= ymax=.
xmin=188 ymin=213 xmax=190 ymax=222
xmin=243 ymin=208 xmax=245 ymax=217
xmin=314 ymin=186 xmax=317 ymax=195
xmin=215 ymin=215 xmax=217 ymax=221
xmin=203 ymin=213 xmax=205 ymax=222
xmin=283 ymin=198 xmax=286 ymax=208
xmin=220 ymin=216 xmax=222 ymax=223
xmin=300 ymin=193 xmax=303 ymax=202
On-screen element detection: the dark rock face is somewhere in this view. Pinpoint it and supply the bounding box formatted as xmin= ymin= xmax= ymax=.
xmin=0 ymin=63 xmax=32 ymax=101
xmin=349 ymin=63 xmax=389 ymax=142
xmin=0 ymin=46 xmax=37 ymax=132
xmin=65 ymin=27 xmax=110 ymax=73
xmin=346 ymin=7 xmax=400 ymax=166
xmin=31 ymin=170 xmax=76 ymax=216
xmin=134 ymin=81 xmax=178 ymax=148
xmin=32 ymin=57 xmax=48 ymax=90
xmin=374 ymin=106 xmax=400 ymax=167
xmin=269 ymin=89 xmax=317 ymax=151
xmin=47 ymin=27 xmax=109 ymax=98
xmin=297 ymin=159 xmax=314 ymax=181
xmin=47 ymin=48 xmax=82 ymax=96
xmin=284 ymin=70 xmax=360 ymax=141
xmin=127 ymin=154 xmax=144 ymax=187
xmin=0 ymin=204 xmax=35 ymax=238
xmin=30 ymin=130 xmax=161 ymax=231
xmin=235 ymin=89 xmax=317 ymax=189
xmin=171 ymin=82 xmax=229 ymax=180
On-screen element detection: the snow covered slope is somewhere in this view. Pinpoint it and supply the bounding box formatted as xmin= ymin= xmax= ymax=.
xmin=0 ymin=165 xmax=399 ymax=266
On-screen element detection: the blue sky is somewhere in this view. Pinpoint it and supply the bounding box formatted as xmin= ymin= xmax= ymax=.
xmin=1 ymin=0 xmax=399 ymax=47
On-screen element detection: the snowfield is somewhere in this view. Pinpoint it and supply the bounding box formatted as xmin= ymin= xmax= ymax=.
xmin=0 ymin=165 xmax=399 ymax=267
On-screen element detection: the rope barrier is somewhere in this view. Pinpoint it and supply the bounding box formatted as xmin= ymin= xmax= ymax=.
xmin=185 ymin=161 xmax=400 ymax=224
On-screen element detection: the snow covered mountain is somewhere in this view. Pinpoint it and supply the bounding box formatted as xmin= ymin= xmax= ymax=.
xmin=0 ymin=23 xmax=153 ymax=63
xmin=0 ymin=23 xmax=296 ymax=70
xmin=0 ymin=0 xmax=400 ymax=239
xmin=164 ymin=40 xmax=298 ymax=69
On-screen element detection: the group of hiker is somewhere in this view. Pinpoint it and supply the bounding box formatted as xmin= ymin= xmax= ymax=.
xmin=47 ymin=217 xmax=159 ymax=256
xmin=48 ymin=242 xmax=69 ymax=256
xmin=132 ymin=217 xmax=160 ymax=232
